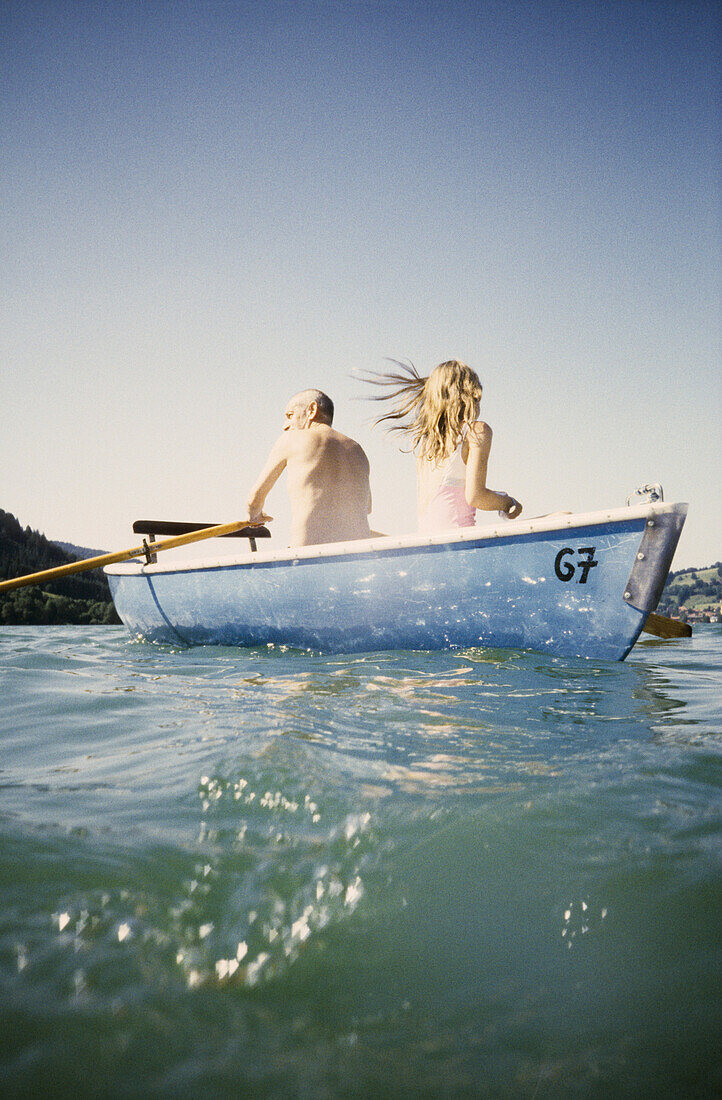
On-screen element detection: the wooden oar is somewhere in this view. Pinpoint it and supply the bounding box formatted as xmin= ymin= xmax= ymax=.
xmin=0 ymin=520 xmax=264 ymax=594
xmin=641 ymin=611 xmax=692 ymax=639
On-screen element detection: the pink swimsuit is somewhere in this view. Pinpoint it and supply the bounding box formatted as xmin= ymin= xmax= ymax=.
xmin=418 ymin=440 xmax=476 ymax=533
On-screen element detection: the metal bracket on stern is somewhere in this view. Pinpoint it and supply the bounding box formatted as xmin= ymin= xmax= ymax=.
xmin=626 ymin=483 xmax=664 ymax=506
xmin=623 ymin=508 xmax=686 ymax=613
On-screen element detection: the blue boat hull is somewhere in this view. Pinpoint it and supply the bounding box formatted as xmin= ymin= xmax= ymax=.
xmin=106 ymin=503 xmax=687 ymax=660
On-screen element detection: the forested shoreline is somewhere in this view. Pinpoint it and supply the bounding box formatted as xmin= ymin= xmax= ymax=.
xmin=0 ymin=510 xmax=120 ymax=625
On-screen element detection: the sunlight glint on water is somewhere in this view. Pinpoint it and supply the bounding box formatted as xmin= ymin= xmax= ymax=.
xmin=0 ymin=625 xmax=720 ymax=1096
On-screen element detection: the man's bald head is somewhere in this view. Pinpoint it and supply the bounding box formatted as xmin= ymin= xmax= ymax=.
xmin=287 ymin=389 xmax=334 ymax=426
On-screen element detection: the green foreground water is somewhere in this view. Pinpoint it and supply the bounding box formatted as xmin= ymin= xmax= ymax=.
xmin=1 ymin=626 xmax=720 ymax=1097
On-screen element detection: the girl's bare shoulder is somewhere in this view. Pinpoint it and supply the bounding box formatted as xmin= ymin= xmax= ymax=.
xmin=467 ymin=420 xmax=493 ymax=445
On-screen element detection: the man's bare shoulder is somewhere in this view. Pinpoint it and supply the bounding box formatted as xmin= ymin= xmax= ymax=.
xmin=349 ymin=436 xmax=370 ymax=469
xmin=283 ymin=426 xmax=369 ymax=475
xmin=331 ymin=434 xmax=370 ymax=477
xmin=290 ymin=424 xmax=361 ymax=451
xmin=329 ymin=427 xmax=369 ymax=459
xmin=267 ymin=430 xmax=295 ymax=462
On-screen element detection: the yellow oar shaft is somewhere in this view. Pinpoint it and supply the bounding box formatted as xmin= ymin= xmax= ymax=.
xmin=0 ymin=520 xmax=256 ymax=594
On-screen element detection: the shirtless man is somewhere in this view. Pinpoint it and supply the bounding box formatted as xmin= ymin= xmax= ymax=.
xmin=246 ymin=389 xmax=374 ymax=547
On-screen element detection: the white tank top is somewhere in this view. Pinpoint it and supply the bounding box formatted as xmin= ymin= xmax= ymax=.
xmin=417 ymin=433 xmax=476 ymax=533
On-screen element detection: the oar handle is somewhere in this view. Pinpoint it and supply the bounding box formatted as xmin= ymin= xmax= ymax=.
xmin=0 ymin=519 xmax=261 ymax=594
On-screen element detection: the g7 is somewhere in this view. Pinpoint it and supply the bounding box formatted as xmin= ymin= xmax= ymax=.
xmin=554 ymin=546 xmax=598 ymax=584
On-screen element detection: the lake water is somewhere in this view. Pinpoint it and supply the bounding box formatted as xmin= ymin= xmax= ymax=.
xmin=1 ymin=626 xmax=720 ymax=1097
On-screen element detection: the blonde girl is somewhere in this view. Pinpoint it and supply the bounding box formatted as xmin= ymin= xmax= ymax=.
xmin=365 ymin=359 xmax=522 ymax=532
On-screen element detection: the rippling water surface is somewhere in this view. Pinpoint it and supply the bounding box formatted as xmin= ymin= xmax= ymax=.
xmin=1 ymin=626 xmax=720 ymax=1097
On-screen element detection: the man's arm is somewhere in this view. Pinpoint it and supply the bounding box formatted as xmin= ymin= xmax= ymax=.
xmin=246 ymin=435 xmax=289 ymax=524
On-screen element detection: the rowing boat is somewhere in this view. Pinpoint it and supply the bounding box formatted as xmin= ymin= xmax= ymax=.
xmin=105 ymin=498 xmax=687 ymax=660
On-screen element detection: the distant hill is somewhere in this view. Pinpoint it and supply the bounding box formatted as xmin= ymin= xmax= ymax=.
xmin=53 ymin=540 xmax=108 ymax=560
xmin=0 ymin=509 xmax=120 ymax=625
xmin=657 ymin=563 xmax=722 ymax=623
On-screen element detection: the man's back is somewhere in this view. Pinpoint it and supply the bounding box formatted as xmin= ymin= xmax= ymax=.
xmin=284 ymin=424 xmax=371 ymax=546
xmin=245 ymin=390 xmax=374 ymax=548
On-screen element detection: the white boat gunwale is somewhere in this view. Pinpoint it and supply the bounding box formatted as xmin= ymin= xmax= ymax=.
xmin=105 ymin=500 xmax=687 ymax=578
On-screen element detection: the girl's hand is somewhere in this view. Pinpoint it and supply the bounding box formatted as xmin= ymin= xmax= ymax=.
xmin=504 ymin=496 xmax=522 ymax=519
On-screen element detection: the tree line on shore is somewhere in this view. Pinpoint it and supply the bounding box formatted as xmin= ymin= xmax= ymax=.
xmin=0 ymin=509 xmax=120 ymax=625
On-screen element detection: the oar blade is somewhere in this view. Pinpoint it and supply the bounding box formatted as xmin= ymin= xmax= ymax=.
xmin=642 ymin=611 xmax=692 ymax=639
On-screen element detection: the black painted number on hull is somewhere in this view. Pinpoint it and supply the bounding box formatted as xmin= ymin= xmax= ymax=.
xmin=554 ymin=546 xmax=598 ymax=584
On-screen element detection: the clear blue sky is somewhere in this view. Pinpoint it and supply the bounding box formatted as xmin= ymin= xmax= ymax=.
xmin=1 ymin=0 xmax=719 ymax=566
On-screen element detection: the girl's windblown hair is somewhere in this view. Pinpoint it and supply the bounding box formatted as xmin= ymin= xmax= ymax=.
xmin=362 ymin=359 xmax=483 ymax=463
